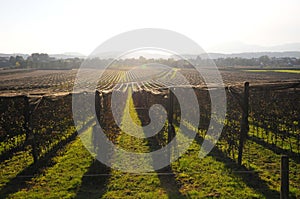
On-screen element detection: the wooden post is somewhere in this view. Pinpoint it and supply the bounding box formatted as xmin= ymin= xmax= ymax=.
xmin=27 ymin=97 xmax=43 ymax=164
xmin=23 ymin=96 xmax=30 ymax=142
xmin=92 ymin=125 xmax=100 ymax=152
xmin=168 ymin=88 xmax=175 ymax=142
xmin=281 ymin=155 xmax=289 ymax=199
xmin=100 ymin=93 xmax=107 ymax=129
xmin=25 ymin=96 xmax=39 ymax=164
xmin=167 ymin=88 xmax=176 ymax=164
xmin=168 ymin=88 xmax=174 ymax=126
xmin=238 ymin=82 xmax=249 ymax=166
xmin=95 ymin=90 xmax=101 ymax=123
xmin=31 ymin=134 xmax=38 ymax=164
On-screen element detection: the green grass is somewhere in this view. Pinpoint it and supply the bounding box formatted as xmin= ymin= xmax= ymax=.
xmin=243 ymin=139 xmax=300 ymax=198
xmin=7 ymin=128 xmax=95 ymax=198
xmin=247 ymin=125 xmax=300 ymax=197
xmin=0 ymin=148 xmax=33 ymax=190
xmin=244 ymin=69 xmax=300 ymax=74
xmin=170 ymin=130 xmax=263 ymax=198
xmin=101 ymin=88 xmax=166 ymax=198
xmin=249 ymin=124 xmax=300 ymax=154
xmin=0 ymin=134 xmax=26 ymax=156
xmin=1 ymin=88 xmax=299 ymax=198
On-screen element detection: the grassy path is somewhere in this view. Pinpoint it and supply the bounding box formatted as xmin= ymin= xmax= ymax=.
xmin=1 ymin=87 xmax=294 ymax=198
xmin=101 ymin=89 xmax=166 ymax=198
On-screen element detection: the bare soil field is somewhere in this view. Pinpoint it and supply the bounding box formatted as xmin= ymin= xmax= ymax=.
xmin=0 ymin=68 xmax=299 ymax=95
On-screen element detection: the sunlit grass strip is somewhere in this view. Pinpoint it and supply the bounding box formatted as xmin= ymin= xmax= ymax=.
xmin=182 ymin=119 xmax=300 ymax=197
xmin=244 ymin=69 xmax=300 ymax=74
xmin=9 ymin=129 xmax=95 ymax=198
xmin=170 ymin=123 xmax=263 ymax=198
xmin=103 ymin=87 xmax=166 ymax=198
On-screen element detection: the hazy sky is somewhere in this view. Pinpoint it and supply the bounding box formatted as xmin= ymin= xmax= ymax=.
xmin=0 ymin=0 xmax=300 ymax=54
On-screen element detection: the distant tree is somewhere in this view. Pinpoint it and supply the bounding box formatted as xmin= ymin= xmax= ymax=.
xmin=9 ymin=56 xmax=16 ymax=66
xmin=26 ymin=56 xmax=33 ymax=68
xmin=31 ymin=53 xmax=39 ymax=62
xmin=15 ymin=55 xmax=24 ymax=62
xmin=139 ymin=56 xmax=146 ymax=62
xmin=39 ymin=53 xmax=49 ymax=61
xmin=258 ymin=56 xmax=270 ymax=66
xmin=15 ymin=55 xmax=26 ymax=67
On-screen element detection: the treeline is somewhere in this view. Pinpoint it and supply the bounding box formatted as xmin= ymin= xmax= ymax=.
xmin=1 ymin=54 xmax=300 ymax=69
xmin=210 ymin=56 xmax=300 ymax=67
xmin=0 ymin=53 xmax=83 ymax=69
xmin=85 ymin=55 xmax=300 ymax=68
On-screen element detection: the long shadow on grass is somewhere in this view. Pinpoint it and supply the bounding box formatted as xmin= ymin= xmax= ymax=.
xmin=248 ymin=135 xmax=300 ymax=163
xmin=193 ymin=131 xmax=280 ymax=198
xmin=156 ymin=166 xmax=185 ymax=198
xmin=148 ymin=134 xmax=186 ymax=199
xmin=0 ymin=129 xmax=78 ymax=198
xmin=0 ymin=120 xmax=95 ymax=198
xmin=75 ymin=103 xmax=114 ymax=198
xmin=75 ymin=159 xmax=111 ymax=199
xmin=134 ymin=104 xmax=185 ymax=197
xmin=0 ymin=140 xmax=28 ymax=163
